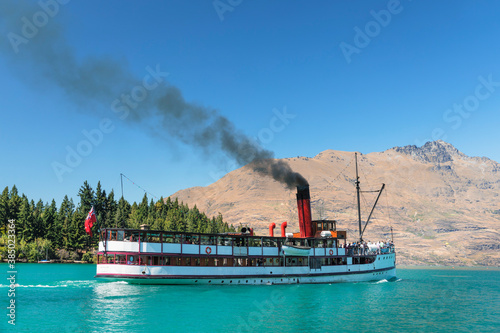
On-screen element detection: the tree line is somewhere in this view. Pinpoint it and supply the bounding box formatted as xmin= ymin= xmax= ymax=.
xmin=0 ymin=181 xmax=235 ymax=262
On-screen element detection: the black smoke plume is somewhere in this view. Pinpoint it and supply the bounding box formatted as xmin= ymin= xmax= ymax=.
xmin=0 ymin=0 xmax=308 ymax=189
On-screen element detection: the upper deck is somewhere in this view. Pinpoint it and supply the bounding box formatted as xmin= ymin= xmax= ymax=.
xmin=98 ymin=227 xmax=394 ymax=258
xmin=98 ymin=227 xmax=348 ymax=256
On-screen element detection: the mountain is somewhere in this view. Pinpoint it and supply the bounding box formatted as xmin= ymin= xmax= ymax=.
xmin=168 ymin=141 xmax=500 ymax=266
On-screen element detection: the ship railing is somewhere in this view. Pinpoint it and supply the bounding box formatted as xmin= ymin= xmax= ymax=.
xmin=346 ymin=245 xmax=395 ymax=256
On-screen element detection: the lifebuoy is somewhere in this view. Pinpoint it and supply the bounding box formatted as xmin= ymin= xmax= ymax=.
xmin=329 ymin=249 xmax=334 ymax=255
xmin=206 ymin=247 xmax=212 ymax=254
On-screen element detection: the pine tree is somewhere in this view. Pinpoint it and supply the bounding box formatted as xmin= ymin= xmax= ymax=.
xmin=68 ymin=209 xmax=86 ymax=251
xmin=104 ymin=190 xmax=117 ymax=228
xmin=9 ymin=185 xmax=22 ymax=220
xmin=58 ymin=196 xmax=75 ymax=250
xmin=43 ymin=200 xmax=58 ymax=245
xmin=137 ymin=194 xmax=149 ymax=223
xmin=127 ymin=203 xmax=141 ymax=229
xmin=32 ymin=199 xmax=45 ymax=240
xmin=95 ymin=181 xmax=106 ymax=226
xmin=17 ymin=196 xmax=33 ymax=241
xmin=165 ymin=209 xmax=180 ymax=231
xmin=114 ymin=197 xmax=130 ymax=228
xmin=78 ymin=181 xmax=95 ymax=215
xmin=186 ymin=209 xmax=198 ymax=233
xmin=0 ymin=187 xmax=10 ymax=232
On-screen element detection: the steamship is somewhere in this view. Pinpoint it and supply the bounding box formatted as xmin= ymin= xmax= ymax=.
xmin=95 ymin=153 xmax=396 ymax=285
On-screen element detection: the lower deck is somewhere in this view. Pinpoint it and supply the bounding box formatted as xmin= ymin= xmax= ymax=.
xmin=95 ymin=252 xmax=396 ymax=285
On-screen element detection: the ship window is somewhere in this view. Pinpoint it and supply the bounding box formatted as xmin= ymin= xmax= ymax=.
xmin=124 ymin=230 xmax=139 ymax=242
xmin=152 ymin=256 xmax=161 ymax=266
xmin=185 ymin=257 xmax=191 ymax=266
xmin=185 ymin=235 xmax=200 ymax=245
xmin=234 ymin=237 xmax=243 ymax=247
xmin=117 ymin=230 xmax=124 ymax=241
xmin=249 ymin=238 xmax=262 ymax=247
xmin=127 ymin=255 xmax=139 ymax=265
xmin=201 ymin=235 xmax=215 ymax=245
xmin=147 ymin=233 xmax=161 ymax=243
xmin=217 ymin=236 xmax=229 ymax=246
xmin=163 ymin=234 xmax=175 ymax=243
xmin=140 ymin=255 xmax=150 ymax=265
xmin=263 ymin=237 xmax=277 ymax=247
xmin=116 ymin=255 xmax=126 ymax=265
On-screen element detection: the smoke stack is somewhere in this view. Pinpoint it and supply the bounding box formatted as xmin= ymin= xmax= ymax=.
xmin=296 ymin=185 xmax=312 ymax=238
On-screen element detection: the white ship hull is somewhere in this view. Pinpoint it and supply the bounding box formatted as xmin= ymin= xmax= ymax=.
xmin=96 ymin=251 xmax=396 ymax=285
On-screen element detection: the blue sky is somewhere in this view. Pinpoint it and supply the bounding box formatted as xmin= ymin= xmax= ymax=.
xmin=1 ymin=0 xmax=500 ymax=206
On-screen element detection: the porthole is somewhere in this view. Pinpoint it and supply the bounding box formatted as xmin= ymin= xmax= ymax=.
xmin=246 ymin=280 xmax=248 ymax=283
xmin=208 ymin=280 xmax=211 ymax=283
xmin=221 ymin=281 xmax=224 ymax=283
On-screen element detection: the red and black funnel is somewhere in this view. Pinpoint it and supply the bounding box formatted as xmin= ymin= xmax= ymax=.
xmin=296 ymin=185 xmax=313 ymax=238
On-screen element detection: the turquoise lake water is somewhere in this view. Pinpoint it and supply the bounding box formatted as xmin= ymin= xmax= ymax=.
xmin=1 ymin=264 xmax=498 ymax=332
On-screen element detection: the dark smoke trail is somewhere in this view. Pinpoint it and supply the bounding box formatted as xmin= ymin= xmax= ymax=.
xmin=0 ymin=0 xmax=308 ymax=189
xmin=155 ymin=86 xmax=308 ymax=188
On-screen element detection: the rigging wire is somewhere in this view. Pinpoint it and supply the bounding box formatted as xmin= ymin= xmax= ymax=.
xmin=384 ymin=187 xmax=391 ymax=225
xmin=384 ymin=187 xmax=394 ymax=241
xmin=332 ymin=155 xmax=355 ymax=185
xmin=120 ymin=173 xmax=159 ymax=201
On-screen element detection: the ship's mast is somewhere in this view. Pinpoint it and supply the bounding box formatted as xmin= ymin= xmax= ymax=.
xmin=354 ymin=152 xmax=385 ymax=242
xmin=355 ymin=152 xmax=363 ymax=241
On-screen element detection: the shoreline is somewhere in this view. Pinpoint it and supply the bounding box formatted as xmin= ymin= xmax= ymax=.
xmin=398 ymin=265 xmax=500 ymax=271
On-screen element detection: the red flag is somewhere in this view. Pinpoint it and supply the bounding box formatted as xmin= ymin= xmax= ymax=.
xmin=85 ymin=206 xmax=96 ymax=237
